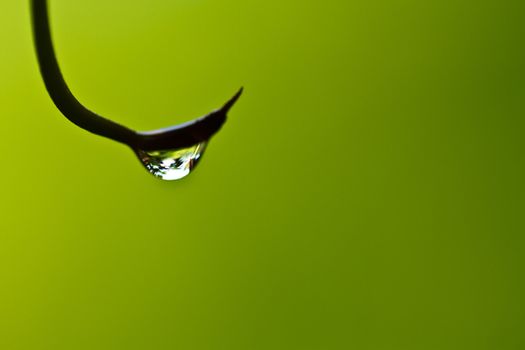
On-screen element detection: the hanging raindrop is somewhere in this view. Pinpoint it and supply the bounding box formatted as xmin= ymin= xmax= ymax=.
xmin=135 ymin=142 xmax=208 ymax=180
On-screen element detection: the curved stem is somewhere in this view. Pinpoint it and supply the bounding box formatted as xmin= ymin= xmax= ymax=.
xmin=31 ymin=0 xmax=242 ymax=151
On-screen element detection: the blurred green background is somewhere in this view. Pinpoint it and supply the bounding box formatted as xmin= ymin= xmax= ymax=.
xmin=0 ymin=0 xmax=523 ymax=349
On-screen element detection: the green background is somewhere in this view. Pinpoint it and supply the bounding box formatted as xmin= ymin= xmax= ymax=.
xmin=0 ymin=0 xmax=523 ymax=349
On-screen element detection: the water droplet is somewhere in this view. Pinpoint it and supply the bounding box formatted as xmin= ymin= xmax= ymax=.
xmin=135 ymin=142 xmax=208 ymax=180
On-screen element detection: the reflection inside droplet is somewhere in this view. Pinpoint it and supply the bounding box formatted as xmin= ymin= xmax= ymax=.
xmin=135 ymin=142 xmax=208 ymax=180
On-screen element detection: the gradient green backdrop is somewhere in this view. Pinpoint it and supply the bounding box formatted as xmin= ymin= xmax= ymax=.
xmin=0 ymin=0 xmax=523 ymax=349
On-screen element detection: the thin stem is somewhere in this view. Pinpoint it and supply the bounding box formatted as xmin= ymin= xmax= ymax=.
xmin=31 ymin=0 xmax=242 ymax=151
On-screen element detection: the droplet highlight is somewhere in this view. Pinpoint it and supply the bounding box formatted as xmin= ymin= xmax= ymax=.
xmin=135 ymin=142 xmax=207 ymax=180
